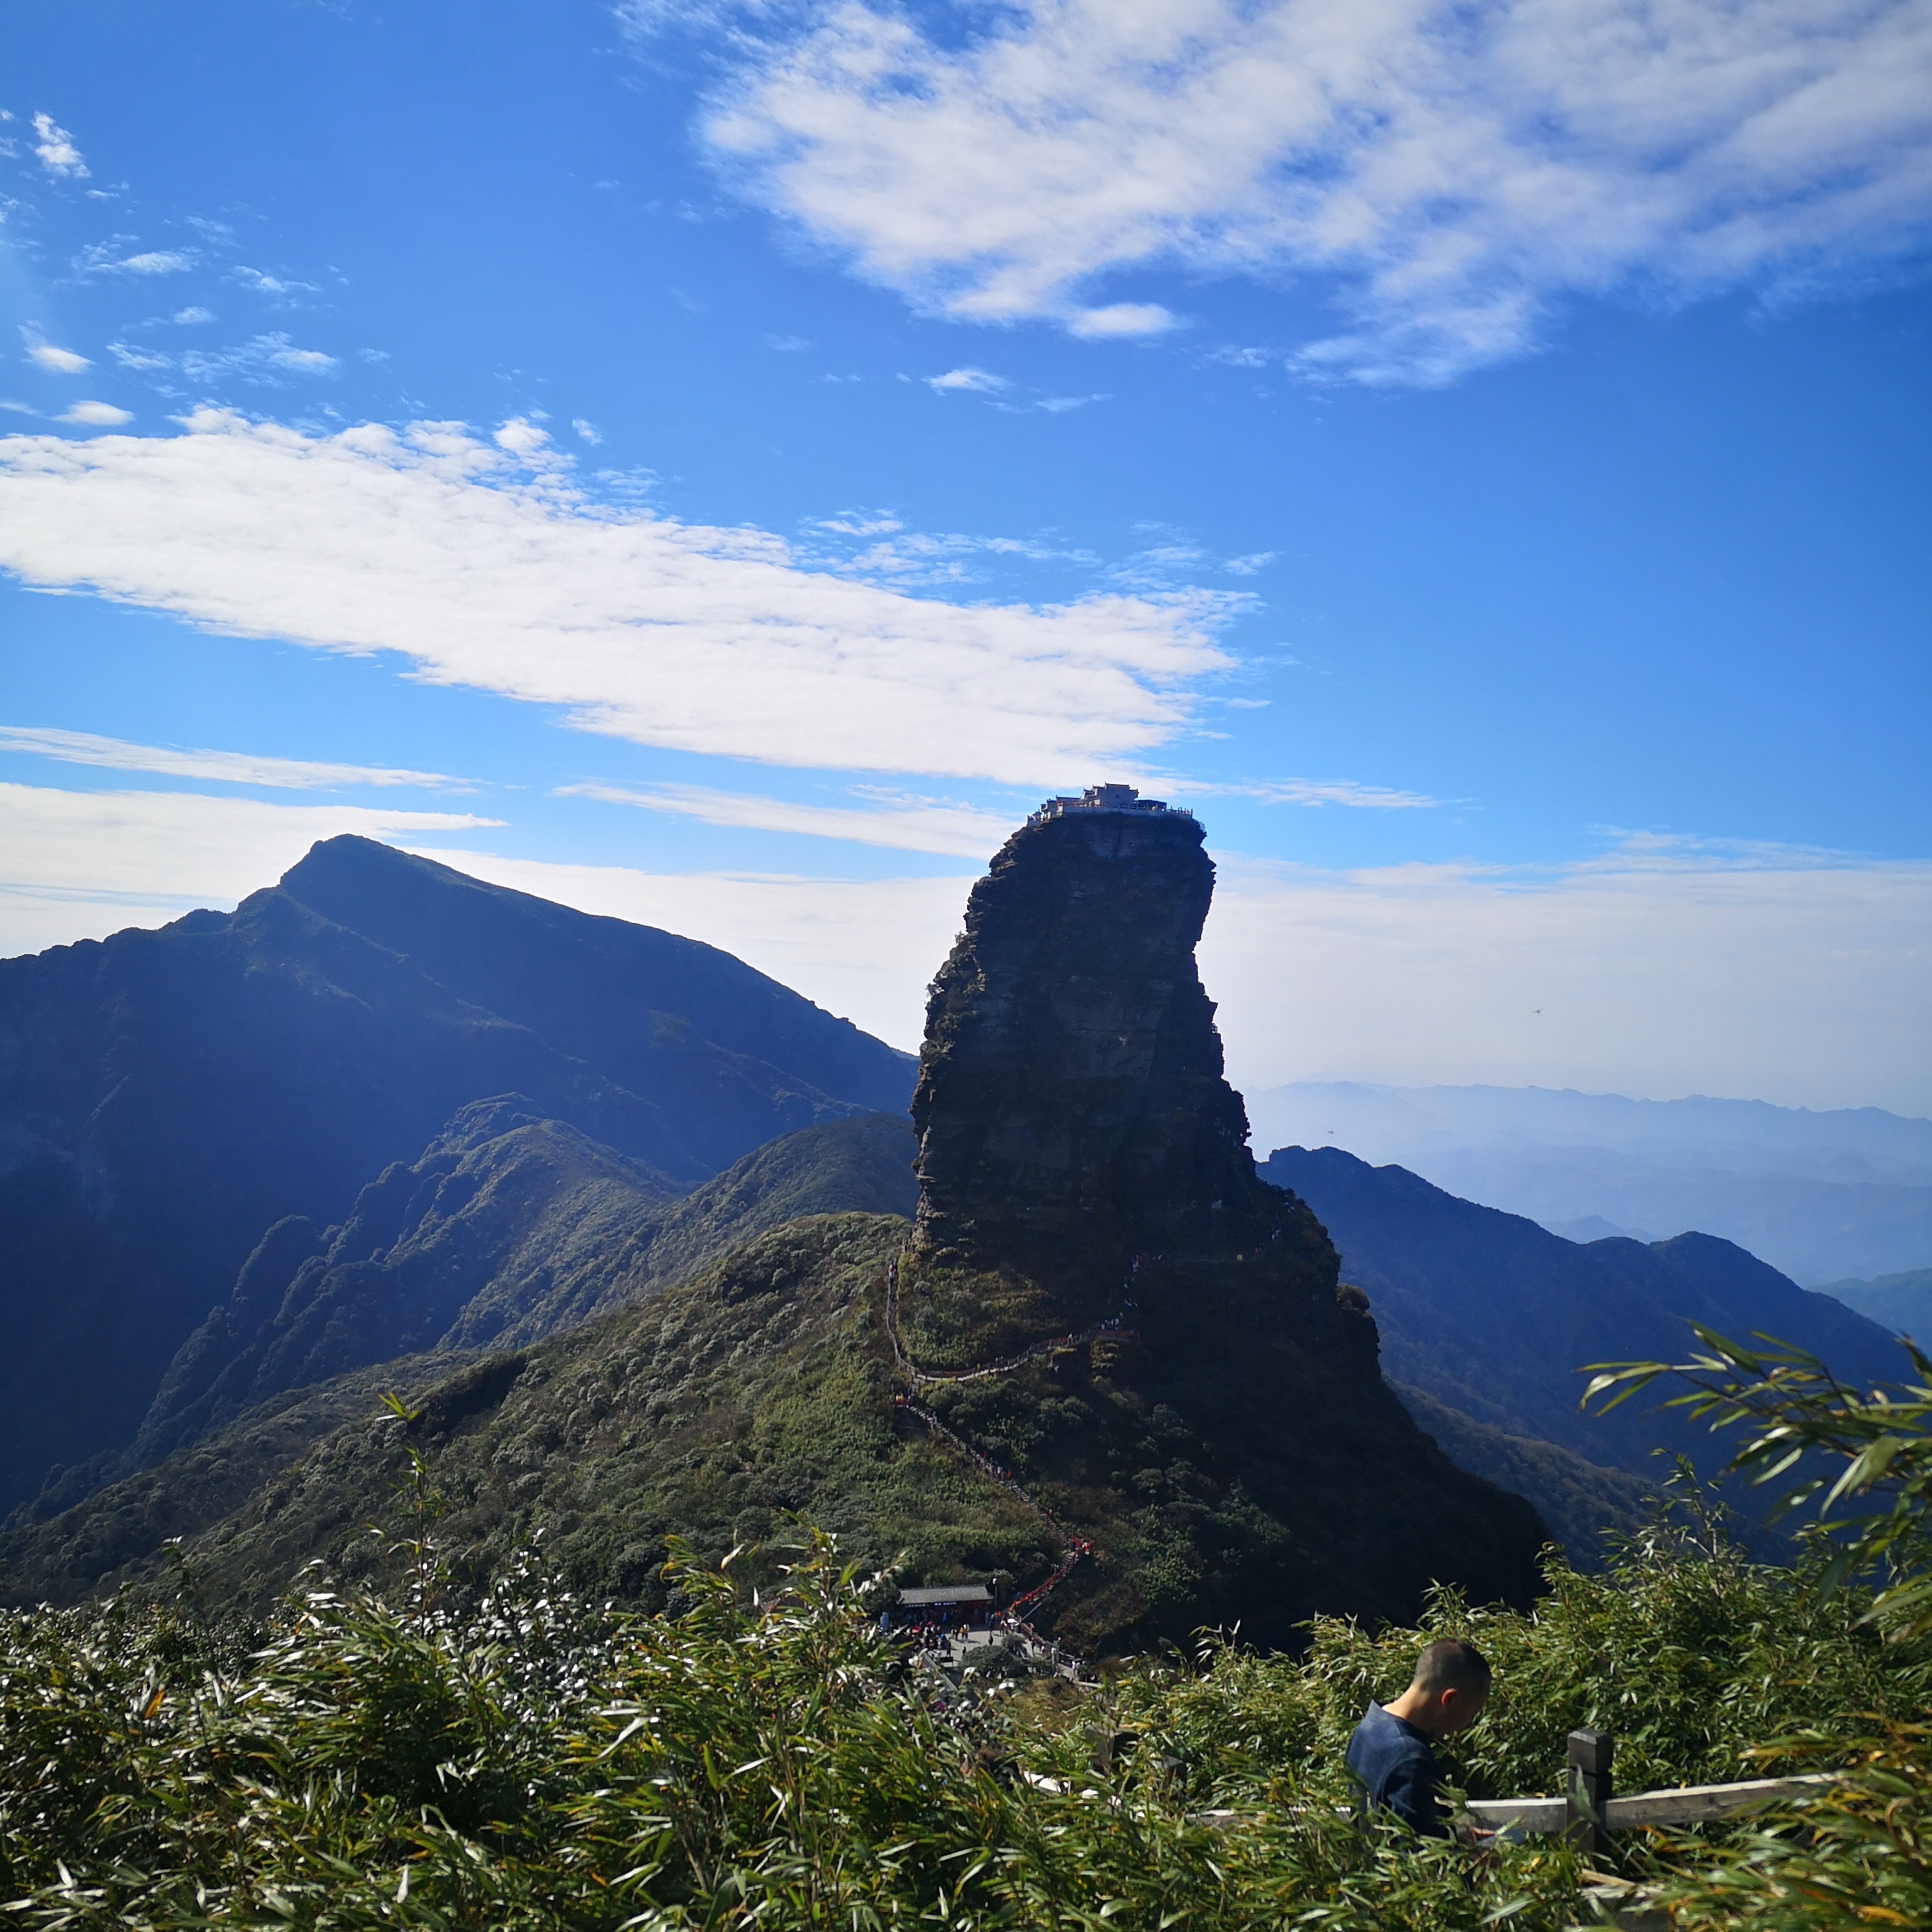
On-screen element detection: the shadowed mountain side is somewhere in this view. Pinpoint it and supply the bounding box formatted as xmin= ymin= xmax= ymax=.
xmin=1817 ymin=1267 xmax=1932 ymax=1341
xmin=1390 ymin=1382 xmax=1655 ymax=1567
xmin=0 ymin=837 xmax=914 ymax=1515
xmin=277 ymin=839 xmax=913 ymax=1122
xmin=1263 ymin=1146 xmax=1907 ymax=1483
xmin=0 ymin=1213 xmax=1546 ymax=1651
xmin=80 ymin=1109 xmax=922 ymax=1508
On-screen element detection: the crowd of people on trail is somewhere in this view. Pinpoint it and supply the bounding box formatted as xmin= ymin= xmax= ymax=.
xmin=880 ymin=1609 xmax=978 ymax=1653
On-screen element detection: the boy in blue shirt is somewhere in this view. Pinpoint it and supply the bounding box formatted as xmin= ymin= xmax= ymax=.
xmin=1344 ymin=1639 xmax=1491 ymax=1836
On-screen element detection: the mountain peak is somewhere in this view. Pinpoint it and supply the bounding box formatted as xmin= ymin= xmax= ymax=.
xmin=911 ymin=795 xmax=1269 ymax=1287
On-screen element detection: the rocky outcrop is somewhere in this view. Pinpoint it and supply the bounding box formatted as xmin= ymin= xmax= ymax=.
xmin=896 ymin=786 xmax=1553 ymax=1634
xmin=913 ymin=787 xmax=1294 ymax=1287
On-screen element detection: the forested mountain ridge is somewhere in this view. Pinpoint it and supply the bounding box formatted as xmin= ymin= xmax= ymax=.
xmin=1265 ymin=1145 xmax=1907 ymax=1487
xmin=0 ymin=838 xmax=914 ymax=1515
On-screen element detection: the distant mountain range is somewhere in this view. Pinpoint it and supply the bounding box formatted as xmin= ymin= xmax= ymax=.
xmin=1814 ymin=1268 xmax=1932 ymax=1345
xmin=1248 ymin=1082 xmax=1932 ymax=1284
xmin=3 ymin=839 xmax=1914 ymax=1631
xmin=0 ymin=837 xmax=914 ymax=1517
xmin=1264 ymin=1146 xmax=1903 ymax=1463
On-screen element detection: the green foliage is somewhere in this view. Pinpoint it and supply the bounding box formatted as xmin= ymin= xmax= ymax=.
xmin=4 ymin=1488 xmax=1929 ymax=1931
xmin=1587 ymin=1326 xmax=1932 ymax=1636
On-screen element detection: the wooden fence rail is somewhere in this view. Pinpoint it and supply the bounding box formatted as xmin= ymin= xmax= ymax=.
xmin=1183 ymin=1728 xmax=1837 ymax=1852
xmin=1459 ymin=1727 xmax=1839 ymax=1853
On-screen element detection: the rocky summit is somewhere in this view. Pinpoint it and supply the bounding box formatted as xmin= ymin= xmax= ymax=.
xmin=888 ymin=786 xmax=1552 ymax=1639
xmin=913 ymin=786 xmax=1271 ymax=1289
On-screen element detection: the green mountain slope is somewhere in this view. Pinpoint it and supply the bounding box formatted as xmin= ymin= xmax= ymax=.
xmin=61 ymin=1111 xmax=919 ymax=1509
xmin=6 ymin=1206 xmax=1547 ymax=1656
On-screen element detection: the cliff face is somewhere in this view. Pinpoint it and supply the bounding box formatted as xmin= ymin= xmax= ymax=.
xmin=895 ymin=787 xmax=1553 ymax=1637
xmin=913 ymin=793 xmax=1276 ymax=1287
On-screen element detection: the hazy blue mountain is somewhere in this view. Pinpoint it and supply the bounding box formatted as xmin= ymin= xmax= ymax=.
xmin=0 ymin=839 xmax=913 ymax=1515
xmin=1261 ymin=1145 xmax=1909 ymax=1487
xmin=1816 ymin=1267 xmax=1932 ymax=1344
xmin=1248 ymin=1082 xmax=1932 ymax=1283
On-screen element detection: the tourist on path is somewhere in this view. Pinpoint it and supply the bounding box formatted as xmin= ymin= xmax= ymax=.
xmin=1344 ymin=1639 xmax=1491 ymax=1836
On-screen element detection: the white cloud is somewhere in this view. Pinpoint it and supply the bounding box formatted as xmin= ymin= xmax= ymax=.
xmin=0 ymin=725 xmax=464 ymax=791
xmin=58 ymin=401 xmax=132 ymax=427
xmin=698 ymin=0 xmax=1932 ymax=380
xmin=74 ymin=243 xmax=199 ymax=277
xmin=572 ymin=417 xmax=602 ymax=443
xmin=232 ymin=267 xmax=319 ymax=296
xmin=0 ymin=410 xmax=1230 ymax=783
xmin=25 ymin=339 xmax=89 ymax=374
xmin=0 ymin=782 xmax=502 ymax=963
xmin=493 ymin=415 xmax=552 ymax=456
xmin=177 ymin=334 xmax=339 ymax=384
xmin=356 ymin=832 xmax=1932 ymax=1111
xmin=1067 ymin=303 xmax=1178 ymax=339
xmin=560 ymin=780 xmax=1015 ymax=856
xmin=31 ymin=113 xmax=86 ymax=179
xmin=1200 ymin=845 xmax=1932 ymax=1118
xmin=1198 ymin=776 xmax=1441 ymax=809
xmin=925 ymin=366 xmax=1008 ymax=393
xmin=116 ymin=251 xmax=195 ymax=275
xmin=173 ymin=306 xmax=214 ymax=325
xmin=109 ymin=342 xmax=173 ymax=371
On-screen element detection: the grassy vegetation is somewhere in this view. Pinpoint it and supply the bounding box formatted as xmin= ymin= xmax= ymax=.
xmin=3 ymin=1487 xmax=1926 ymax=1931
xmin=5 ymin=1212 xmax=1542 ymax=1655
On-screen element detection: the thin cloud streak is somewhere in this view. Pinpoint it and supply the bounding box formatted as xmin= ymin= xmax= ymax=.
xmin=0 ymin=725 xmax=465 ymax=792
xmin=560 ymin=779 xmax=1015 ymax=856
xmin=0 ymin=411 xmax=1234 ymax=784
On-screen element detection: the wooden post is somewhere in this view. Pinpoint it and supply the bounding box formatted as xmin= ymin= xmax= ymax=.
xmin=1567 ymin=1729 xmax=1615 ymax=1857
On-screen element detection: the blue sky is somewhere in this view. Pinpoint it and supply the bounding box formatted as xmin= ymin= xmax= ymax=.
xmin=2 ymin=1 xmax=1929 ymax=1111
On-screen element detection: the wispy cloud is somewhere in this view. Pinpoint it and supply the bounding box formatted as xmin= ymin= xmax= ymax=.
xmin=1199 ymin=777 xmax=1442 ymax=810
xmin=0 ymin=725 xmax=465 ymax=792
xmin=31 ymin=113 xmax=86 ymax=179
xmin=75 ymin=242 xmax=198 ymax=277
xmin=172 ymin=306 xmax=214 ymax=325
xmin=0 ymin=410 xmax=1232 ymax=784
xmin=560 ymin=780 xmax=1015 ymax=856
xmin=232 ymin=266 xmax=319 ymax=297
xmin=58 ymin=401 xmax=131 ymax=427
xmin=177 ymin=334 xmax=339 ymax=384
xmin=1067 ymin=303 xmax=1178 ymax=340
xmin=695 ymin=0 xmax=1932 ymax=382
xmin=799 ymin=517 xmax=1109 ymax=589
xmin=925 ymin=366 xmax=1008 ymax=394
xmin=24 ymin=339 xmax=89 ymax=375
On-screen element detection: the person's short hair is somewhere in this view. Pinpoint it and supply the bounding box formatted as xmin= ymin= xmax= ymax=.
xmin=1412 ymin=1638 xmax=1491 ymax=1696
